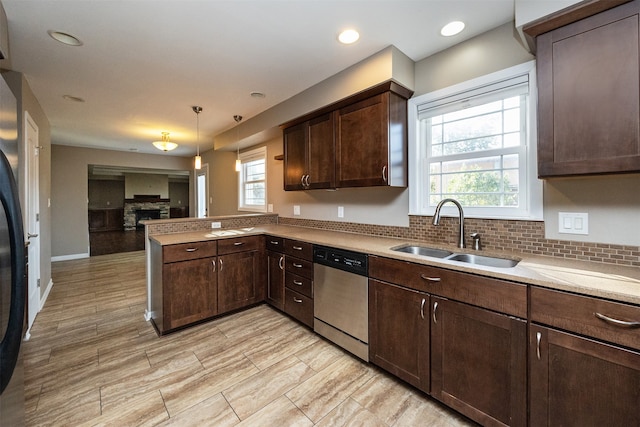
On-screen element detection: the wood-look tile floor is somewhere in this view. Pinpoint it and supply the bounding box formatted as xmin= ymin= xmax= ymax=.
xmin=24 ymin=251 xmax=478 ymax=426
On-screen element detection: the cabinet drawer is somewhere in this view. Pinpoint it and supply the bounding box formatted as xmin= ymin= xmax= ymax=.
xmin=284 ymin=288 xmax=313 ymax=328
xmin=369 ymin=255 xmax=527 ymax=318
xmin=531 ymin=287 xmax=640 ymax=350
xmin=163 ymin=241 xmax=217 ymax=263
xmin=218 ymin=235 xmax=261 ymax=255
xmin=285 ymin=272 xmax=313 ymax=298
xmin=283 ymin=239 xmax=313 ymax=261
xmin=284 ymin=256 xmax=313 ymax=279
xmin=265 ymin=235 xmax=284 ymax=253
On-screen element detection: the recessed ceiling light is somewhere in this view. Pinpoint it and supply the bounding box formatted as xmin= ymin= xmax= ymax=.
xmin=47 ymin=30 xmax=83 ymax=46
xmin=440 ymin=21 xmax=465 ymax=37
xmin=250 ymin=91 xmax=266 ymax=99
xmin=62 ymin=94 xmax=85 ymax=103
xmin=338 ymin=29 xmax=360 ymax=45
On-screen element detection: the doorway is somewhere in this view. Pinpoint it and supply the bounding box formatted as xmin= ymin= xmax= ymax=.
xmin=196 ymin=164 xmax=209 ymax=218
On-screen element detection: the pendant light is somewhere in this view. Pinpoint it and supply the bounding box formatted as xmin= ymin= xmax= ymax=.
xmin=234 ymin=115 xmax=243 ymax=172
xmin=192 ymin=106 xmax=203 ymax=170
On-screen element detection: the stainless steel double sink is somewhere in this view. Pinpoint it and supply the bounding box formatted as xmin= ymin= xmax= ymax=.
xmin=392 ymin=244 xmax=519 ymax=268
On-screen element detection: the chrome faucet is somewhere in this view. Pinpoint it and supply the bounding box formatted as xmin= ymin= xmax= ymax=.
xmin=432 ymin=198 xmax=465 ymax=249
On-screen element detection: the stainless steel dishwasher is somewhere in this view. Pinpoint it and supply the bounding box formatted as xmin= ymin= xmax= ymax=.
xmin=313 ymin=245 xmax=369 ymax=361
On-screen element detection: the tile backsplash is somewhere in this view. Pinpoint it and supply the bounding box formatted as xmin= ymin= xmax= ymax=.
xmin=279 ymin=216 xmax=640 ymax=267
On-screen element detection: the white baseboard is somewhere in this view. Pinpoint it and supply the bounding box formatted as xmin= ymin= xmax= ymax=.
xmin=40 ymin=278 xmax=53 ymax=310
xmin=51 ymin=253 xmax=90 ymax=262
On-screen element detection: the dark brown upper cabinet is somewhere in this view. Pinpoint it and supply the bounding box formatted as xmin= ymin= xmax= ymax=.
xmin=283 ymin=113 xmax=335 ymax=190
xmin=525 ymin=0 xmax=640 ymax=177
xmin=281 ymin=81 xmax=413 ymax=190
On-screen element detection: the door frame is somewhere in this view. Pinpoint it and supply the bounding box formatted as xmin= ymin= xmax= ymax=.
xmin=23 ymin=111 xmax=40 ymax=339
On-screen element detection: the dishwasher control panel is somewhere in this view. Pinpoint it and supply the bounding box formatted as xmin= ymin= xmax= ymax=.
xmin=313 ymin=245 xmax=368 ymax=276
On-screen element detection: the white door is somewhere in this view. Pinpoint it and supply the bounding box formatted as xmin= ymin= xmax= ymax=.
xmin=24 ymin=112 xmax=40 ymax=339
xmin=196 ymin=164 xmax=209 ymax=218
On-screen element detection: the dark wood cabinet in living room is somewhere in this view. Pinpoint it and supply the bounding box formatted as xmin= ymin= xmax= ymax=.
xmin=527 ymin=0 xmax=640 ymax=177
xmin=88 ymin=208 xmax=123 ymax=232
xmin=283 ymin=113 xmax=335 ymax=190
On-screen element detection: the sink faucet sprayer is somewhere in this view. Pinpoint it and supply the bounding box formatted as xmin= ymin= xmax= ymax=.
xmin=432 ymin=198 xmax=465 ymax=249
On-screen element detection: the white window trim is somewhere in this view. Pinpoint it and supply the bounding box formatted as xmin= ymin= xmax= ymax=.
xmin=408 ymin=60 xmax=543 ymax=220
xmin=238 ymin=146 xmax=267 ymax=213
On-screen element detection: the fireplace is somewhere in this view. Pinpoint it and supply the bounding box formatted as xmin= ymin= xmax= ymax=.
xmin=135 ymin=209 xmax=161 ymax=228
xmin=123 ymin=195 xmax=170 ymax=230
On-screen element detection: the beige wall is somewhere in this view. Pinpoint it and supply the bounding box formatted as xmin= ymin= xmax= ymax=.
xmin=51 ymin=145 xmax=193 ymax=258
xmin=124 ymin=173 xmax=169 ymax=199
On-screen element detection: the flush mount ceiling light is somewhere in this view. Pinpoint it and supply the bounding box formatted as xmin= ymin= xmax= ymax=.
xmin=192 ymin=106 xmax=202 ymax=170
xmin=440 ymin=21 xmax=465 ymax=37
xmin=47 ymin=30 xmax=83 ymax=46
xmin=338 ymin=29 xmax=360 ymax=44
xmin=152 ymin=132 xmax=177 ymax=152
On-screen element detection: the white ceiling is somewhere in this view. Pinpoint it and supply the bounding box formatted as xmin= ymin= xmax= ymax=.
xmin=2 ymin=0 xmax=515 ymax=157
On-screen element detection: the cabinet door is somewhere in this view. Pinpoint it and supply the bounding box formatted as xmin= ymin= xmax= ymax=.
xmin=369 ymin=279 xmax=429 ymax=392
xmin=283 ymin=122 xmax=306 ymax=190
xmin=163 ymin=257 xmax=216 ymax=330
xmin=431 ymin=297 xmax=527 ymax=427
xmin=218 ymin=251 xmax=259 ymax=313
xmin=306 ymin=113 xmax=335 ymax=189
xmin=336 ymin=93 xmax=389 ymax=187
xmin=530 ymin=325 xmax=640 ymax=427
xmin=537 ymin=1 xmax=640 ymax=176
xmin=266 ymin=250 xmax=285 ymax=311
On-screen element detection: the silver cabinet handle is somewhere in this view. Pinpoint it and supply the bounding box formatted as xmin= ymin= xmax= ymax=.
xmin=219 ymin=258 xmax=223 ymax=271
xmin=292 ymin=246 xmax=303 ymax=251
xmin=270 ymin=240 xmax=280 ymax=245
xmin=420 ymin=274 xmax=441 ymax=282
xmin=233 ymin=242 xmax=245 ymax=246
xmin=293 ymin=297 xmax=303 ymax=303
xmin=420 ymin=298 xmax=426 ymax=320
xmin=536 ymin=332 xmax=542 ymax=360
xmin=594 ymin=312 xmax=640 ymax=328
xmin=28 ymin=233 xmax=38 ymax=239
xmin=212 ymin=259 xmax=216 ymax=272
xmin=293 ymin=263 xmax=303 ymax=268
xmin=382 ymin=165 xmax=388 ymax=183
xmin=300 ymin=175 xmax=305 ymax=186
xmin=293 ymin=280 xmax=303 ymax=286
xmin=433 ymin=301 xmax=438 ymax=323
xmin=278 ymin=255 xmax=284 ymax=270
xmin=186 ymin=248 xmax=198 ymax=252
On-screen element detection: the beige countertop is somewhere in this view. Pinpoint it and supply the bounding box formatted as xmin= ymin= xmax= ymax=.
xmin=149 ymin=224 xmax=640 ymax=306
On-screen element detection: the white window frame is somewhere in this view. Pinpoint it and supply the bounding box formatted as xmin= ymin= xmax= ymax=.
xmin=238 ymin=146 xmax=267 ymax=213
xmin=408 ymin=60 xmax=542 ymax=220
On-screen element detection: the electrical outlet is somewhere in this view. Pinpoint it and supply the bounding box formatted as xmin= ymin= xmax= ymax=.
xmin=293 ymin=205 xmax=301 ymax=216
xmin=558 ymin=212 xmax=589 ymax=235
xmin=338 ymin=206 xmax=344 ymax=218
xmin=268 ymin=204 xmax=273 ymax=213
xmin=211 ymin=221 xmax=222 ymax=229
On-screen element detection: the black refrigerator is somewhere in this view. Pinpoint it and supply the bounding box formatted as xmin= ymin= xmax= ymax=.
xmin=0 ymin=73 xmax=26 ymax=425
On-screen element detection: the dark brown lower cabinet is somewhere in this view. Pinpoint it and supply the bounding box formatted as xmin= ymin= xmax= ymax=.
xmin=369 ymin=279 xmax=429 ymax=392
xmin=530 ymin=325 xmax=640 ymax=427
xmin=217 ymin=250 xmax=261 ymax=313
xmin=266 ymin=250 xmax=285 ymax=310
xmin=431 ymin=297 xmax=527 ymax=427
xmin=163 ymin=257 xmax=217 ymax=330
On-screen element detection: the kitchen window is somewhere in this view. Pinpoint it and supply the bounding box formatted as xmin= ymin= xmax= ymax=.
xmin=238 ymin=146 xmax=267 ymax=212
xmin=408 ymin=61 xmax=542 ymax=220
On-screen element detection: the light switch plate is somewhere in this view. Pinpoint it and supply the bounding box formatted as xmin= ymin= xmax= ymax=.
xmin=211 ymin=221 xmax=222 ymax=229
xmin=268 ymin=204 xmax=273 ymax=213
xmin=558 ymin=212 xmax=589 ymax=235
xmin=338 ymin=206 xmax=344 ymax=218
xmin=293 ymin=205 xmax=300 ymax=216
